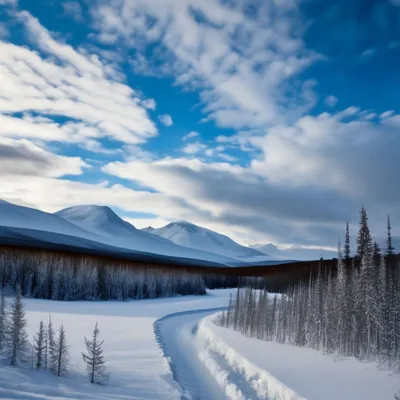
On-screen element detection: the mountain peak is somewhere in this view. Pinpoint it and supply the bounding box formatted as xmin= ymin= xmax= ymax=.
xmin=55 ymin=204 xmax=126 ymax=227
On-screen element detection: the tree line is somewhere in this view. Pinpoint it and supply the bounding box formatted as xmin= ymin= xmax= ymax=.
xmin=0 ymin=250 xmax=206 ymax=301
xmin=219 ymin=209 xmax=400 ymax=372
xmin=0 ymin=284 xmax=109 ymax=384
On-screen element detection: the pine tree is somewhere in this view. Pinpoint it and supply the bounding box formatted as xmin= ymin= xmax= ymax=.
xmin=33 ymin=320 xmax=45 ymax=369
xmin=387 ymin=215 xmax=395 ymax=256
xmin=82 ymin=323 xmax=109 ymax=384
xmin=344 ymin=222 xmax=351 ymax=262
xmin=3 ymin=284 xmax=29 ymax=366
xmin=53 ymin=323 xmax=69 ymax=377
xmin=356 ymin=207 xmax=372 ymax=262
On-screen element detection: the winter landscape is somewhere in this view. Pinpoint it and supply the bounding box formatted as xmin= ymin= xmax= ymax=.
xmin=1 ymin=0 xmax=400 ymax=399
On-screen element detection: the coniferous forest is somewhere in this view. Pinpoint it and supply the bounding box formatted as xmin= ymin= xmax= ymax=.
xmin=219 ymin=208 xmax=400 ymax=373
xmin=0 ymin=250 xmax=206 ymax=301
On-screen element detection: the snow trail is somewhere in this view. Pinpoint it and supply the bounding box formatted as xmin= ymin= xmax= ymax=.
xmin=155 ymin=308 xmax=279 ymax=400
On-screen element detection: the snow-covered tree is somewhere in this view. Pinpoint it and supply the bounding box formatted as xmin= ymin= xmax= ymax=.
xmin=3 ymin=285 xmax=29 ymax=366
xmin=53 ymin=323 xmax=69 ymax=377
xmin=344 ymin=222 xmax=351 ymax=263
xmin=387 ymin=215 xmax=395 ymax=256
xmin=0 ymin=276 xmax=6 ymax=350
xmin=82 ymin=323 xmax=109 ymax=384
xmin=357 ymin=207 xmax=372 ymax=262
xmin=33 ymin=320 xmax=46 ymax=369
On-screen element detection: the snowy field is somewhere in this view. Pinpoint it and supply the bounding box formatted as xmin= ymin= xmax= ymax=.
xmin=0 ymin=290 xmax=233 ymax=400
xmin=1 ymin=290 xmax=400 ymax=400
xmin=200 ymin=314 xmax=400 ymax=400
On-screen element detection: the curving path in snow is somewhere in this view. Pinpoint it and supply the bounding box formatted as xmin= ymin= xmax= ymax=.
xmin=155 ymin=308 xmax=275 ymax=400
xmin=154 ymin=308 xmax=227 ymax=400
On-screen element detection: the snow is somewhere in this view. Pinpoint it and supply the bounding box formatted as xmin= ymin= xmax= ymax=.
xmin=0 ymin=200 xmax=240 ymax=266
xmin=1 ymin=290 xmax=400 ymax=400
xmin=55 ymin=205 xmax=240 ymax=265
xmin=0 ymin=290 xmax=234 ymax=400
xmin=199 ymin=314 xmax=400 ymax=400
xmin=250 ymin=243 xmax=336 ymax=261
xmin=145 ymin=221 xmax=275 ymax=262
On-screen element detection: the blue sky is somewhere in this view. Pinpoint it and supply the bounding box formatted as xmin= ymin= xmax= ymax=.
xmin=0 ymin=0 xmax=399 ymax=249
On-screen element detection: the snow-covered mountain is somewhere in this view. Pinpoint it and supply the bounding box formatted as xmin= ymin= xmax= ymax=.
xmin=250 ymin=243 xmax=336 ymax=261
xmin=142 ymin=221 xmax=274 ymax=262
xmin=0 ymin=200 xmax=103 ymax=242
xmin=55 ymin=205 xmax=241 ymax=265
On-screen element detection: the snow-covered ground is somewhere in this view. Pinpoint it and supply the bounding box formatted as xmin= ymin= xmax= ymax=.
xmin=1 ymin=290 xmax=400 ymax=400
xmin=200 ymin=314 xmax=400 ymax=400
xmin=0 ymin=290 xmax=233 ymax=400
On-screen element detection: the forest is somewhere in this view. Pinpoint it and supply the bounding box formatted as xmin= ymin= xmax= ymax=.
xmin=219 ymin=209 xmax=400 ymax=373
xmin=0 ymin=249 xmax=206 ymax=301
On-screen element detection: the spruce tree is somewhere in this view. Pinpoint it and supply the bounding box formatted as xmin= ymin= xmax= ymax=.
xmin=344 ymin=221 xmax=351 ymax=261
xmin=33 ymin=320 xmax=45 ymax=369
xmin=82 ymin=323 xmax=109 ymax=384
xmin=3 ymin=284 xmax=29 ymax=366
xmin=387 ymin=215 xmax=395 ymax=256
xmin=53 ymin=323 xmax=69 ymax=377
xmin=356 ymin=207 xmax=372 ymax=262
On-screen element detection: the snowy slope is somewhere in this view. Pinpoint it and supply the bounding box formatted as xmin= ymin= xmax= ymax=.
xmin=143 ymin=221 xmax=274 ymax=262
xmin=251 ymin=243 xmax=337 ymax=261
xmin=55 ymin=205 xmax=241 ymax=265
xmin=0 ymin=200 xmax=103 ymax=242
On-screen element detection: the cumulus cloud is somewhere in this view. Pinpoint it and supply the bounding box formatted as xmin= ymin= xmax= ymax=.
xmin=158 ymin=114 xmax=173 ymax=127
xmin=0 ymin=10 xmax=157 ymax=145
xmin=182 ymin=142 xmax=207 ymax=155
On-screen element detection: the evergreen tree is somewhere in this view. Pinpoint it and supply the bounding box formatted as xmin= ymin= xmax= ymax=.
xmin=3 ymin=284 xmax=29 ymax=366
xmin=33 ymin=320 xmax=45 ymax=369
xmin=387 ymin=215 xmax=395 ymax=256
xmin=82 ymin=323 xmax=109 ymax=384
xmin=344 ymin=222 xmax=351 ymax=262
xmin=373 ymin=242 xmax=381 ymax=268
xmin=53 ymin=323 xmax=69 ymax=377
xmin=356 ymin=207 xmax=372 ymax=262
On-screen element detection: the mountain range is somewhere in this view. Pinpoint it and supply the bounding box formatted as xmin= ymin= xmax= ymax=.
xmin=2 ymin=199 xmax=389 ymax=265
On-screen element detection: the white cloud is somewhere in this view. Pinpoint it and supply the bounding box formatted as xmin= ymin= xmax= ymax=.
xmin=182 ymin=131 xmax=200 ymax=141
xmin=380 ymin=110 xmax=395 ymax=119
xmin=324 ymin=95 xmax=338 ymax=107
xmin=158 ymin=114 xmax=173 ymax=127
xmin=62 ymin=1 xmax=84 ymax=22
xmin=182 ymin=142 xmax=207 ymax=155
xmin=90 ymin=0 xmax=319 ymax=131
xmin=0 ymin=11 xmax=157 ymax=145
xmin=142 ymin=98 xmax=156 ymax=110
xmin=0 ymin=137 xmax=88 ymax=177
xmin=251 ymin=110 xmax=400 ymax=205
